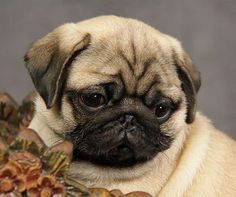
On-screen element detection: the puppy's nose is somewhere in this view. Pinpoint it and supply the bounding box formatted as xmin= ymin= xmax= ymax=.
xmin=118 ymin=114 xmax=136 ymax=129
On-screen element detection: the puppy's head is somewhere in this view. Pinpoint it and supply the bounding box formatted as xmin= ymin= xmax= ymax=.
xmin=25 ymin=16 xmax=200 ymax=168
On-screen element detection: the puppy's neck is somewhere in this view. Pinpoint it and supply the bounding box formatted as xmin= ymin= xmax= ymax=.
xmin=29 ymin=113 xmax=62 ymax=146
xmin=29 ymin=95 xmax=65 ymax=146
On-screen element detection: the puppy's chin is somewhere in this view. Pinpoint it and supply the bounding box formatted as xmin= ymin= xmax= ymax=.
xmin=67 ymin=116 xmax=173 ymax=168
xmin=73 ymin=138 xmax=158 ymax=168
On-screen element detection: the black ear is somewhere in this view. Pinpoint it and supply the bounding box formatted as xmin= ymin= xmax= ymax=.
xmin=24 ymin=24 xmax=90 ymax=108
xmin=174 ymin=51 xmax=201 ymax=124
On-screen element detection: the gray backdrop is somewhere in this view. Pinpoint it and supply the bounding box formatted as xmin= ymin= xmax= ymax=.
xmin=0 ymin=0 xmax=235 ymax=138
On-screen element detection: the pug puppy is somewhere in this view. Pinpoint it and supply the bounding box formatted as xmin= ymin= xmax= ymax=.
xmin=25 ymin=16 xmax=236 ymax=196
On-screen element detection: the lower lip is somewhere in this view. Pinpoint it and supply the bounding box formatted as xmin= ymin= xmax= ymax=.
xmin=109 ymin=145 xmax=131 ymax=155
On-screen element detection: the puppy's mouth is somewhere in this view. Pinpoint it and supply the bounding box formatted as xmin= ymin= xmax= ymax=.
xmin=77 ymin=142 xmax=138 ymax=167
xmin=108 ymin=144 xmax=133 ymax=158
xmin=98 ymin=144 xmax=136 ymax=166
xmin=67 ymin=114 xmax=173 ymax=168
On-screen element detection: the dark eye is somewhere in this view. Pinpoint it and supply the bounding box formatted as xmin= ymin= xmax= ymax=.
xmin=155 ymin=102 xmax=172 ymax=122
xmin=80 ymin=93 xmax=106 ymax=108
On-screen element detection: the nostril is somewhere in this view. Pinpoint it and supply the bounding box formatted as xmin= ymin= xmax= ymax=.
xmin=125 ymin=114 xmax=134 ymax=120
xmin=125 ymin=114 xmax=135 ymax=124
xmin=118 ymin=114 xmax=136 ymax=128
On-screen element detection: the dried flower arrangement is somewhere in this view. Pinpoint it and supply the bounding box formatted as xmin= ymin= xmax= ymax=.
xmin=0 ymin=91 xmax=152 ymax=197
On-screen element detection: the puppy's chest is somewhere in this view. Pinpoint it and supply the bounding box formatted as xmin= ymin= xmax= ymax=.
xmin=68 ymin=167 xmax=163 ymax=196
xmin=84 ymin=178 xmax=159 ymax=196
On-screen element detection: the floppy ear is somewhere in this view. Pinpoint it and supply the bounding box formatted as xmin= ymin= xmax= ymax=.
xmin=173 ymin=51 xmax=201 ymax=124
xmin=24 ymin=24 xmax=90 ymax=108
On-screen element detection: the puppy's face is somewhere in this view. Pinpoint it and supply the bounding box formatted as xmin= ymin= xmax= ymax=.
xmin=64 ymin=83 xmax=175 ymax=167
xmin=25 ymin=16 xmax=200 ymax=168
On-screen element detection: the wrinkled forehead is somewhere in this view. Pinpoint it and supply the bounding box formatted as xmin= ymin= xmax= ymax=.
xmin=66 ymin=26 xmax=183 ymax=100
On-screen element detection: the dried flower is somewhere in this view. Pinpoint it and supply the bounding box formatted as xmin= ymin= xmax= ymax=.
xmin=0 ymin=151 xmax=42 ymax=195
xmin=110 ymin=189 xmax=125 ymax=197
xmin=89 ymin=188 xmax=111 ymax=197
xmin=0 ymin=92 xmax=18 ymax=125
xmin=42 ymin=151 xmax=70 ymax=177
xmin=27 ymin=175 xmax=66 ymax=197
xmin=19 ymin=114 xmax=33 ymax=130
xmin=14 ymin=128 xmax=46 ymax=155
xmin=8 ymin=151 xmax=42 ymax=172
xmin=17 ymin=91 xmax=36 ymax=127
xmin=0 ymin=121 xmax=19 ymax=145
xmin=49 ymin=140 xmax=73 ymax=161
xmin=0 ymin=138 xmax=7 ymax=151
xmin=125 ymin=191 xmax=152 ymax=197
xmin=9 ymin=138 xmax=43 ymax=157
